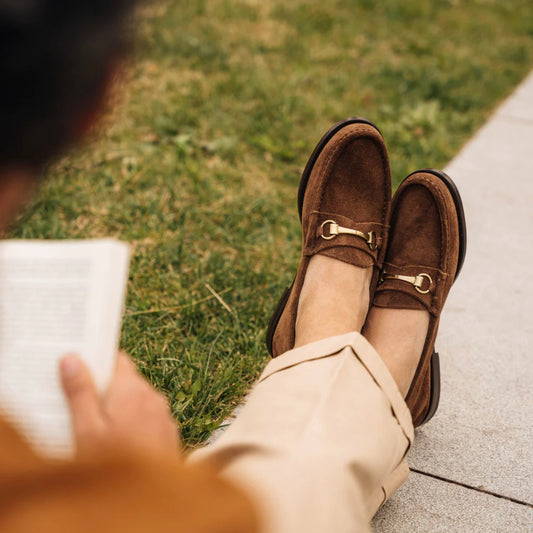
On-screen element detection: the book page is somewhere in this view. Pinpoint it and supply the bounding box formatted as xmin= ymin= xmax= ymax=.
xmin=0 ymin=239 xmax=130 ymax=457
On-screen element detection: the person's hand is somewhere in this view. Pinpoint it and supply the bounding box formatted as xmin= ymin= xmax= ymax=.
xmin=60 ymin=352 xmax=180 ymax=457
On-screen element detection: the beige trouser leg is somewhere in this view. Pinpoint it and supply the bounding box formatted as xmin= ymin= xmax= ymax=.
xmin=191 ymin=332 xmax=414 ymax=533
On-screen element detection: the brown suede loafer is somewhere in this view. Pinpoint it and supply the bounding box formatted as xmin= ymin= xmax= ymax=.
xmin=373 ymin=169 xmax=467 ymax=427
xmin=266 ymin=118 xmax=392 ymax=357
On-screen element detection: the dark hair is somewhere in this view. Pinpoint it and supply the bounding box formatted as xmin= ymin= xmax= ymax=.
xmin=0 ymin=0 xmax=135 ymax=171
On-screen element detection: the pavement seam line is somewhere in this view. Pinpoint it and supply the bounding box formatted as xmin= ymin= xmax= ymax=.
xmin=410 ymin=468 xmax=533 ymax=509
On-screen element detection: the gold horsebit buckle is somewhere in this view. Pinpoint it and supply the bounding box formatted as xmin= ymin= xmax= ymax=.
xmin=380 ymin=271 xmax=433 ymax=294
xmin=320 ymin=220 xmax=377 ymax=251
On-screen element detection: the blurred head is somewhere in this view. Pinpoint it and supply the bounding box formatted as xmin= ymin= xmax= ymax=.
xmin=0 ymin=0 xmax=136 ymax=229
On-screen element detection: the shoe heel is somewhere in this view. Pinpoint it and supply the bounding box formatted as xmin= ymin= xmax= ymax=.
xmin=265 ymin=284 xmax=292 ymax=356
xmin=419 ymin=351 xmax=441 ymax=426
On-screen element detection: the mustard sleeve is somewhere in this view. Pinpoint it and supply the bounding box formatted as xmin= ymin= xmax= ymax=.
xmin=0 ymin=418 xmax=259 ymax=533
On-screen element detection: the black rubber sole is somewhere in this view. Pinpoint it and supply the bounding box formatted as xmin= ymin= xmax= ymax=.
xmin=266 ymin=117 xmax=382 ymax=356
xmin=408 ymin=168 xmax=467 ymax=426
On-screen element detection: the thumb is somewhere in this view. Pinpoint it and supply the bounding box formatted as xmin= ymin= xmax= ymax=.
xmin=60 ymin=355 xmax=103 ymax=443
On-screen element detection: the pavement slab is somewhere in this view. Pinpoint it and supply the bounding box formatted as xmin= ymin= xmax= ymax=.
xmin=373 ymin=472 xmax=533 ymax=532
xmin=375 ymin=70 xmax=533 ymax=528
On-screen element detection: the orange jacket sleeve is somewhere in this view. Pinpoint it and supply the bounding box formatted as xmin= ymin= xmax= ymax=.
xmin=0 ymin=417 xmax=258 ymax=533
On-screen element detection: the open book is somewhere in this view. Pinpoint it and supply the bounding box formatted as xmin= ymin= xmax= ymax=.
xmin=0 ymin=239 xmax=130 ymax=458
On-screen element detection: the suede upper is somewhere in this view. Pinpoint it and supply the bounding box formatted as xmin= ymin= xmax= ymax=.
xmin=271 ymin=121 xmax=391 ymax=357
xmin=374 ymin=172 xmax=461 ymax=427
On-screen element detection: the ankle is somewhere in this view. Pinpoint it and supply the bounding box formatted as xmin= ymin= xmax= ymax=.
xmin=293 ymin=256 xmax=371 ymax=348
xmin=363 ymin=307 xmax=430 ymax=396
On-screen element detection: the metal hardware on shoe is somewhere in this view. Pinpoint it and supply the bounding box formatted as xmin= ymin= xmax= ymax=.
xmin=320 ymin=219 xmax=377 ymax=250
xmin=380 ymin=271 xmax=433 ymax=294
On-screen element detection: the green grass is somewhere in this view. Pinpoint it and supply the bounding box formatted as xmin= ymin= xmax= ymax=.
xmin=11 ymin=0 xmax=533 ymax=447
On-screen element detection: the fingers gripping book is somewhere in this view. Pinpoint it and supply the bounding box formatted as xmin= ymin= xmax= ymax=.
xmin=0 ymin=239 xmax=130 ymax=457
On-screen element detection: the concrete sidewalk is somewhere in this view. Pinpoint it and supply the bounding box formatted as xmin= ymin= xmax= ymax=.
xmin=373 ymin=71 xmax=533 ymax=531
